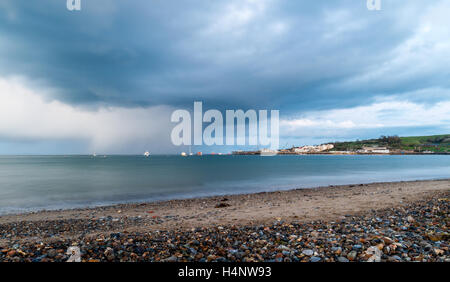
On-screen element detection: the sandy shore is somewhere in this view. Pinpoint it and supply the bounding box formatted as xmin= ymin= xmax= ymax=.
xmin=1 ymin=179 xmax=449 ymax=241
xmin=0 ymin=179 xmax=448 ymax=262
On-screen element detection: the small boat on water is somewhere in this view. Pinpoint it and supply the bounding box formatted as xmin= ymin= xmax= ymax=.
xmin=144 ymin=151 xmax=150 ymax=157
xmin=92 ymin=152 xmax=97 ymax=157
xmin=181 ymin=152 xmax=187 ymax=156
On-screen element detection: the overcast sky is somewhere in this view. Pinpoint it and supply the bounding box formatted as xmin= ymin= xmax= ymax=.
xmin=0 ymin=0 xmax=449 ymax=154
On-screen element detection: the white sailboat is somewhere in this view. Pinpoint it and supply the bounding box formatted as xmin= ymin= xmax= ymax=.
xmin=144 ymin=151 xmax=150 ymax=157
xmin=181 ymin=152 xmax=187 ymax=156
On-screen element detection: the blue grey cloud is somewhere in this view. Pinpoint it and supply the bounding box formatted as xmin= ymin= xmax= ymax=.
xmin=0 ymin=0 xmax=449 ymax=153
xmin=0 ymin=0 xmax=445 ymax=109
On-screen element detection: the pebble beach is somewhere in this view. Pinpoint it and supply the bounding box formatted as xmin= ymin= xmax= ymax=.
xmin=0 ymin=179 xmax=448 ymax=262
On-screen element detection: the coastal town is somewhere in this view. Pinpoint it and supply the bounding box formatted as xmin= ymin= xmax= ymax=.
xmin=233 ymin=144 xmax=412 ymax=155
xmin=233 ymin=134 xmax=450 ymax=155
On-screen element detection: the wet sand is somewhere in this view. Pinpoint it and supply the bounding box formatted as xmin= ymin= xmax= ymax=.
xmin=0 ymin=179 xmax=448 ymax=241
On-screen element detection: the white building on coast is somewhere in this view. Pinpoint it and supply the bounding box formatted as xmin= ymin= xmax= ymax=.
xmin=293 ymin=144 xmax=334 ymax=153
xmin=359 ymin=146 xmax=390 ymax=154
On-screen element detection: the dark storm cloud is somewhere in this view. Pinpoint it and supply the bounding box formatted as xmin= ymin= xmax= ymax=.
xmin=1 ymin=0 xmax=447 ymax=112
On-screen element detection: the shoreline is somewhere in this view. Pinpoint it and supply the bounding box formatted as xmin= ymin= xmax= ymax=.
xmin=0 ymin=178 xmax=448 ymax=262
xmin=1 ymin=178 xmax=449 ymax=232
xmin=1 ymin=177 xmax=449 ymax=218
xmin=234 ymin=152 xmax=450 ymax=155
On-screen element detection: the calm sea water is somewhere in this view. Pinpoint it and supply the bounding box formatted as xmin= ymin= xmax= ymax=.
xmin=0 ymin=155 xmax=448 ymax=215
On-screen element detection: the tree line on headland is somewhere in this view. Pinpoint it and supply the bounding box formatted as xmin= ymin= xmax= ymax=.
xmin=331 ymin=134 xmax=450 ymax=153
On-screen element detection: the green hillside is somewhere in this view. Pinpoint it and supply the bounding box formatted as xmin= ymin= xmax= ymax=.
xmin=331 ymin=134 xmax=450 ymax=153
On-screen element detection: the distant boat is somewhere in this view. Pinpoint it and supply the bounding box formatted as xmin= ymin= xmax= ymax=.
xmin=144 ymin=151 xmax=150 ymax=157
xmin=181 ymin=152 xmax=187 ymax=156
xmin=92 ymin=153 xmax=97 ymax=157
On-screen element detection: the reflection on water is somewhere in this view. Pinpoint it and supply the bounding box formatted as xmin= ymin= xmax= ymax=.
xmin=0 ymin=155 xmax=448 ymax=214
